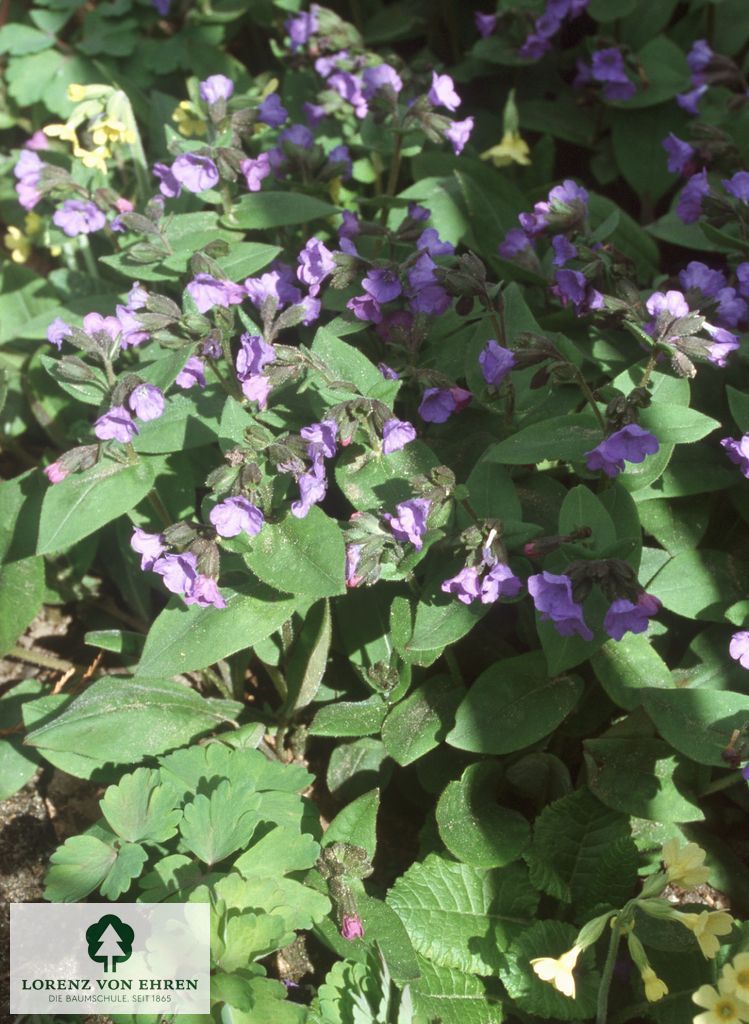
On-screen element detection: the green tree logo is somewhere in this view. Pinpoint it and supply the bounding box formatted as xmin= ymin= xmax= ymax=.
xmin=85 ymin=914 xmax=134 ymax=973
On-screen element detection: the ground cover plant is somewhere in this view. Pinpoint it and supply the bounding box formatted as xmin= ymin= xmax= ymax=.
xmin=2 ymin=0 xmax=749 ymax=1021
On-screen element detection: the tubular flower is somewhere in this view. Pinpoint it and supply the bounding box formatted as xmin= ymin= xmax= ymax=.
xmin=530 ymin=945 xmax=581 ymax=999
xmin=4 ymin=225 xmax=32 ymax=263
xmin=91 ymin=117 xmax=136 ymax=147
xmin=73 ymin=144 xmax=110 ymax=172
xmin=481 ymin=131 xmax=531 ymax=167
xmin=692 ymin=979 xmax=749 ymax=1024
xmin=662 ymin=839 xmax=710 ymax=888
xmin=172 ymin=100 xmax=208 ymax=137
xmin=641 ymin=967 xmax=668 ymax=1003
xmin=722 ymin=954 xmax=749 ymax=1003
xmin=676 ymin=910 xmax=734 ymax=959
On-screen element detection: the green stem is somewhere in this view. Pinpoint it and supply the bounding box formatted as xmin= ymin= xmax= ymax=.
xmin=9 ymin=645 xmax=77 ymax=673
xmin=78 ymin=235 xmax=99 ymax=279
xmin=574 ymin=368 xmax=607 ymax=434
xmin=146 ymin=488 xmax=173 ymax=529
xmin=639 ymin=353 xmax=659 ymax=390
xmin=700 ymin=772 xmax=743 ymax=797
xmin=379 ymin=132 xmax=404 ymax=227
xmin=596 ymin=916 xmax=624 ymax=1024
xmin=443 ymin=647 xmax=462 ymax=684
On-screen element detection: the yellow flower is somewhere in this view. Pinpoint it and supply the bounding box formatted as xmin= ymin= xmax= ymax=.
xmin=24 ymin=212 xmax=43 ymax=237
xmin=91 ymin=117 xmax=135 ymax=147
xmin=73 ymin=143 xmax=110 ymax=173
xmin=43 ymin=122 xmax=79 ymax=145
xmin=723 ymin=953 xmax=749 ymax=1003
xmin=641 ymin=966 xmax=668 ymax=1003
xmin=172 ymin=101 xmax=207 ymax=137
xmin=530 ymin=945 xmax=581 ymax=999
xmin=677 ymin=910 xmax=734 ymax=959
xmin=4 ymin=225 xmax=31 ymax=263
xmin=692 ymin=979 xmax=749 ymax=1024
xmin=662 ymin=839 xmax=710 ymax=888
xmin=481 ymin=130 xmax=531 ymax=168
xmin=67 ymin=83 xmax=88 ymax=103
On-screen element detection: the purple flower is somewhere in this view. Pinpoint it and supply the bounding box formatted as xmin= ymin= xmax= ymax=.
xmin=82 ymin=312 xmax=119 ymax=342
xmin=585 ymin=424 xmax=659 ymax=478
xmin=382 ymin=418 xmax=416 ymax=454
xmin=687 ymin=38 xmax=713 ymax=78
xmin=116 ymin=305 xmax=149 ymax=349
xmin=348 ymin=293 xmax=382 ymax=322
xmin=186 ymin=575 xmax=226 ymax=609
xmin=299 ymin=295 xmax=322 ymax=324
xmin=301 ymin=419 xmax=337 ymax=459
xmin=130 ymin=527 xmax=166 ymax=570
xmin=723 ymin=171 xmax=749 ymax=203
xmin=474 ymin=12 xmax=497 ymax=36
xmin=340 ymin=211 xmax=360 ymax=238
xmin=210 ymin=496 xmax=264 ymax=538
xmin=304 ymin=101 xmax=326 ymax=125
xmin=326 ymin=144 xmax=352 ymax=179
xmin=291 ymin=456 xmax=327 ymax=518
xmin=94 ymin=405 xmax=139 ymax=444
xmin=729 ymin=630 xmax=749 ymax=669
xmin=47 ymin=317 xmax=72 ymax=349
xmin=258 ymin=94 xmax=288 ymax=127
xmin=345 ymin=544 xmax=363 ymax=588
xmin=297 ymin=238 xmax=335 ymax=294
xmin=418 ymin=228 xmax=455 ymax=257
xmin=679 ymin=261 xmax=726 ymax=298
xmin=704 ymin=322 xmax=740 ymax=366
xmin=445 ymin=117 xmax=474 ymax=155
xmin=479 ymin=339 xmax=515 ymax=387
xmin=236 ymin=333 xmax=276 ymax=377
xmin=52 ymin=200 xmax=106 ymax=238
xmin=591 ymin=48 xmax=629 ymax=84
xmin=362 ymin=267 xmax=402 ymax=303
xmin=528 ymin=571 xmax=593 ymax=641
xmin=171 ymin=153 xmax=219 ymax=193
xmin=240 ymin=153 xmax=272 ymax=192
xmin=280 ymin=123 xmax=314 ymax=150
xmin=199 ymin=75 xmax=234 ymax=105
xmin=499 ymin=228 xmax=533 ymax=258
xmin=715 ymin=287 xmax=747 ymax=328
xmin=151 ymin=0 xmax=171 ymax=13
xmin=127 ymin=282 xmax=148 ymax=310
xmin=379 ymin=363 xmax=399 ymax=380
xmin=553 ymin=269 xmax=587 ymax=311
xmin=187 ymin=274 xmax=245 ymax=314
xmin=646 ymin=289 xmax=690 ymax=321
xmin=153 ymin=161 xmax=181 ymax=198
xmin=241 ymin=375 xmax=272 ymax=407
xmin=408 ymin=202 xmax=431 ymax=222
xmin=176 ymin=356 xmax=207 ymax=389
xmin=480 ymin=564 xmax=523 ymax=604
xmin=328 ymin=72 xmax=368 ymax=118
xmin=152 ymin=552 xmax=198 ymax=595
xmin=441 ymin=567 xmax=481 ymax=604
xmin=519 ymin=33 xmax=551 ymax=60
xmin=407 ymin=253 xmax=451 ymax=315
xmin=128 ymin=384 xmax=164 ymax=421
xmin=384 ymin=498 xmax=430 ymax=549
xmin=286 ymin=7 xmax=319 ymax=51
xmin=14 ymin=150 xmax=43 ymax=210
xmin=663 ymin=133 xmax=695 ymax=175
xmin=245 ymin=265 xmax=301 ymax=309
xmin=676 ymin=84 xmax=708 ymax=115
xmin=44 ymin=462 xmax=67 ymax=485
xmin=362 ymin=63 xmax=403 ymax=98
xmin=428 ymin=71 xmax=461 ymax=111
xmin=602 ymin=80 xmax=636 ymax=102
xmin=722 ymin=434 xmax=749 ymax=477
xmin=604 ymin=594 xmax=661 ymax=641
xmin=419 ymin=386 xmax=472 ymax=423
xmin=551 ymin=234 xmax=578 ymax=266
xmin=341 ymin=913 xmax=364 ymax=941
xmin=737 ymin=263 xmax=749 ymax=299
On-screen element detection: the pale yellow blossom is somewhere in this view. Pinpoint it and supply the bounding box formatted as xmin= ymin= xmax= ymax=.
xmin=641 ymin=966 xmax=668 ymax=1002
xmin=172 ymin=100 xmax=207 ymax=137
xmin=4 ymin=225 xmax=31 ymax=263
xmin=530 ymin=945 xmax=581 ymax=999
xmin=43 ymin=122 xmax=80 ymax=145
xmin=676 ymin=910 xmax=734 ymax=959
xmin=722 ymin=953 xmax=749 ymax=1004
xmin=662 ymin=839 xmax=710 ymax=888
xmin=91 ymin=117 xmax=135 ymax=147
xmin=481 ymin=130 xmax=531 ymax=167
xmin=73 ymin=143 xmax=110 ymax=173
xmin=692 ymin=978 xmax=749 ymax=1024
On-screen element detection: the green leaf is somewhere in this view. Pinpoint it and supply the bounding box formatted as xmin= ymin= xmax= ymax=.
xmin=387 ymin=855 xmax=538 ymax=974
xmin=404 ymin=595 xmax=489 ymax=665
xmin=216 ymin=913 xmax=288 ymax=972
xmin=642 ymin=688 xmax=749 ymax=767
xmin=637 ymin=404 xmax=720 ymax=444
xmin=584 ymin=738 xmax=705 ymax=822
xmin=215 ymin=871 xmax=331 ymax=935
xmin=327 ymin=738 xmax=390 ymax=801
xmin=588 ymin=0 xmax=638 ymax=20
xmin=228 ymin=192 xmax=340 ymax=229
xmin=310 ymin=697 xmax=388 ymax=738
xmin=99 ymin=841 xmax=148 ymax=899
xmin=638 ymin=498 xmax=710 ymax=555
xmin=0 ymin=680 xmax=42 ymax=800
xmin=100 ymin=767 xmax=182 ymax=844
xmin=215 ymin=242 xmax=282 ymax=281
xmin=285 ymin=599 xmax=332 ymax=713
xmin=311 ymin=326 xmax=394 ymax=399
xmin=180 ymin=780 xmax=260 ymax=865
xmin=335 ymin=441 xmax=440 ymax=512
xmin=500 ymin=921 xmax=600 ymax=1020
xmin=487 ymin=413 xmax=601 ymax=465
xmin=244 ymin=507 xmax=346 ymax=599
xmin=135 ymin=581 xmax=297 ymax=677
xmin=358 ymin=895 xmax=421 ymax=984
xmin=622 ymin=36 xmax=690 ymax=109
xmin=233 ymin=826 xmax=320 ymax=878
xmin=6 ymin=49 xmax=98 ymax=117
xmin=382 ymin=675 xmax=463 ymax=765
xmin=527 ymin=789 xmax=638 ymax=912
xmin=0 ymin=24 xmax=53 ymax=55
xmin=727 ymin=384 xmax=749 ymax=433
xmin=591 ymin=634 xmax=674 ymax=710
xmin=37 ymin=457 xmax=155 ymax=555
xmin=0 ymin=555 xmax=44 ymax=658
xmin=447 ymin=652 xmax=583 ymax=754
xmin=436 ymin=763 xmax=530 ymax=869
xmin=25 ymin=676 xmax=240 ymax=775
xmin=44 ymin=834 xmax=116 ymax=902
xmin=133 ymin=389 xmax=226 ymax=454
xmin=611 ymin=105 xmax=686 ymax=203
xmin=411 ymin=957 xmax=505 ymax=1024
xmin=648 ymin=549 xmax=749 ymax=622
xmin=558 ymin=484 xmax=616 ymax=556
xmin=324 ymin=789 xmax=379 ymax=859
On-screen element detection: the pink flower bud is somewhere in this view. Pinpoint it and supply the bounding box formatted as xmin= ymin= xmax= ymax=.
xmin=341 ymin=914 xmax=364 ymax=940
xmin=43 ymin=461 xmax=68 ymax=484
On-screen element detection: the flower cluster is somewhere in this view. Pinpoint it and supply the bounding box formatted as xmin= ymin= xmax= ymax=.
xmin=574 ymin=46 xmax=637 ymax=102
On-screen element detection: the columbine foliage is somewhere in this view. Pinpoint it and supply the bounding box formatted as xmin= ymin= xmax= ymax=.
xmin=2 ymin=1 xmax=749 ymax=1022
